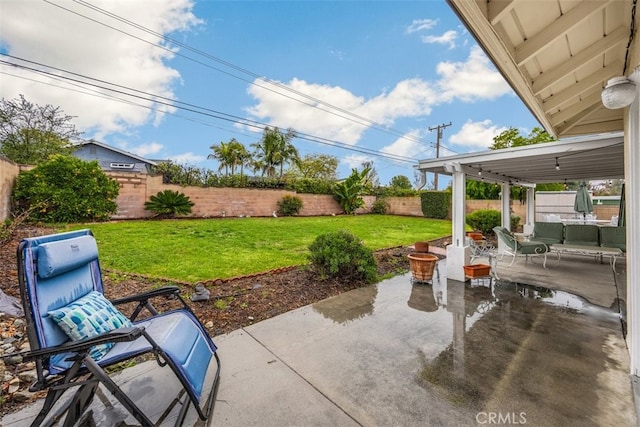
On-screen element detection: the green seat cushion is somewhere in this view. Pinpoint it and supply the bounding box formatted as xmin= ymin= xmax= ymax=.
xmin=533 ymin=222 xmax=564 ymax=245
xmin=517 ymin=240 xmax=549 ymax=255
xmin=564 ymin=224 xmax=599 ymax=246
xmin=600 ymin=226 xmax=626 ymax=252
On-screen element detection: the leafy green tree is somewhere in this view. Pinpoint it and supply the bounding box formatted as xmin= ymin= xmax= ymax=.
xmin=467 ymin=127 xmax=559 ymax=201
xmin=12 ymin=155 xmax=119 ymax=223
xmin=144 ymin=190 xmax=195 ymax=218
xmin=151 ymin=161 xmax=204 ymax=186
xmin=287 ymin=154 xmax=338 ymax=180
xmin=0 ymin=95 xmax=80 ymax=164
xmin=333 ymin=165 xmax=371 ymax=214
xmin=389 ymin=175 xmax=412 ymax=190
xmin=251 ymin=126 xmax=298 ymax=178
xmin=490 ymin=126 xmax=555 ymax=150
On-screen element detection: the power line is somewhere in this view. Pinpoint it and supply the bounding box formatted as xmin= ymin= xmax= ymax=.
xmin=1 ymin=56 xmax=419 ymax=164
xmin=42 ymin=0 xmax=438 ymax=151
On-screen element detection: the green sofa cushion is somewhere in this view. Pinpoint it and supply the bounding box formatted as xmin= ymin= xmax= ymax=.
xmin=533 ymin=222 xmax=564 ymax=245
xmin=599 ymin=226 xmax=626 ymax=252
xmin=563 ymin=224 xmax=599 ymax=246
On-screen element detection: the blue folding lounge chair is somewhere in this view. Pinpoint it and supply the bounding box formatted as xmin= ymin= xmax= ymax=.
xmin=17 ymin=229 xmax=221 ymax=426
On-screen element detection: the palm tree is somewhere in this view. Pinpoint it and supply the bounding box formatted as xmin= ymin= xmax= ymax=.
xmin=252 ymin=127 xmax=299 ymax=178
xmin=227 ymin=139 xmax=249 ymax=176
xmin=208 ymin=138 xmax=249 ymax=176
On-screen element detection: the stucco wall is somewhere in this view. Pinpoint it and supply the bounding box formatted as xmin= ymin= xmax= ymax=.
xmin=0 ymin=157 xmax=20 ymax=222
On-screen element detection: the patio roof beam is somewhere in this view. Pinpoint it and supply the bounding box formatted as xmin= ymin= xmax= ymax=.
xmin=514 ymin=0 xmax=609 ymax=67
xmin=487 ymin=0 xmax=514 ymax=25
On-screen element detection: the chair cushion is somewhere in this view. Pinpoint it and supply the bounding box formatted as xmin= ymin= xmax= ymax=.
xmin=37 ymin=235 xmax=99 ymax=279
xmin=533 ymin=222 xmax=564 ymax=245
xmin=48 ymin=291 xmax=132 ymax=360
xmin=564 ymin=224 xmax=599 ymax=246
xmin=600 ymin=226 xmax=626 ymax=252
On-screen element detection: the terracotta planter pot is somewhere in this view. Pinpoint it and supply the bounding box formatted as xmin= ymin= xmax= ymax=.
xmin=407 ymin=253 xmax=439 ymax=282
xmin=466 ymin=232 xmax=484 ymax=241
xmin=414 ymin=241 xmax=430 ymax=253
xmin=463 ymin=264 xmax=491 ymax=278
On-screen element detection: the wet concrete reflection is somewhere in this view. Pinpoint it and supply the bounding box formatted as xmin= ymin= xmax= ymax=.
xmin=313 ymin=285 xmax=378 ymax=324
xmin=414 ymin=276 xmax=624 ymax=425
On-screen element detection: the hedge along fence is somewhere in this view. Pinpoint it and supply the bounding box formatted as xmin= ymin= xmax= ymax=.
xmin=0 ymin=156 xmax=529 ymax=222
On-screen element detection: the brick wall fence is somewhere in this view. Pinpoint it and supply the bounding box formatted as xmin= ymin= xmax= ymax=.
xmin=0 ymin=158 xmax=616 ymax=224
xmin=0 ymin=157 xmax=20 ymax=221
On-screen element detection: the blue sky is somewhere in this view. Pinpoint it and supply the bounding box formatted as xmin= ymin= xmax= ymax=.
xmin=0 ymin=0 xmax=539 ymax=186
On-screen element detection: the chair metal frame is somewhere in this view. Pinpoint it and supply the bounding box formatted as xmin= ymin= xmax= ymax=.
xmin=17 ymin=229 xmax=221 ymax=427
xmin=493 ymin=226 xmax=549 ymax=268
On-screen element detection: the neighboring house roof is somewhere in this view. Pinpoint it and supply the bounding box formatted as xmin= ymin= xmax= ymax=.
xmin=74 ymin=140 xmax=157 ymax=166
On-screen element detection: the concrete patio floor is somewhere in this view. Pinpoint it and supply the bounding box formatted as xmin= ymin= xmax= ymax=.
xmin=3 ymin=250 xmax=636 ymax=426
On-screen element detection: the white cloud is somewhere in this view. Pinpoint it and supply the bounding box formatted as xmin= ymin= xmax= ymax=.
xmin=0 ymin=0 xmax=201 ymax=137
xmin=129 ymin=143 xmax=164 ymax=158
xmin=380 ymin=130 xmax=432 ymax=162
xmin=449 ymin=120 xmax=508 ymax=150
xmin=436 ymin=46 xmax=512 ymax=102
xmin=406 ymin=19 xmax=438 ymax=34
xmin=245 ymin=77 xmax=437 ymax=144
xmin=421 ymin=30 xmax=458 ymax=49
xmin=170 ymin=152 xmax=206 ymax=164
xmin=342 ymin=154 xmax=372 ymax=171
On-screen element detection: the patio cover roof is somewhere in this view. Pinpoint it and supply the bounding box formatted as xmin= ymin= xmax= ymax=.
xmin=415 ymin=132 xmax=624 ymax=186
xmin=446 ymin=0 xmax=639 ymax=138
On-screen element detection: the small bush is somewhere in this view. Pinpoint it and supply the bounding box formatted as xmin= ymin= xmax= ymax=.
xmin=277 ymin=195 xmax=303 ymax=216
xmin=144 ymin=190 xmax=195 ymax=218
xmin=421 ymin=191 xmax=450 ymax=219
xmin=371 ymin=198 xmax=389 ymax=214
xmin=12 ymin=155 xmax=119 ymax=223
xmin=308 ymin=230 xmax=377 ymax=284
xmin=466 ymin=209 xmax=521 ymax=235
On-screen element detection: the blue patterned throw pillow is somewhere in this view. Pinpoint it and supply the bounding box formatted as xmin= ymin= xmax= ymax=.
xmin=49 ymin=291 xmax=133 ymax=361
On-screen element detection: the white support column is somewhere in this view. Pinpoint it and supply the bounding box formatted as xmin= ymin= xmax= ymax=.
xmin=524 ymin=187 xmax=536 ymax=235
xmin=446 ymin=166 xmax=470 ymax=282
xmin=626 ymin=81 xmax=640 ymax=376
xmin=501 ymin=182 xmax=511 ymax=230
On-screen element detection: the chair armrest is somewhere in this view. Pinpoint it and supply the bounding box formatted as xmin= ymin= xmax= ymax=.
xmin=22 ymin=327 xmax=145 ymax=361
xmin=111 ymin=286 xmax=190 ymax=321
xmin=111 ymin=286 xmax=181 ymax=305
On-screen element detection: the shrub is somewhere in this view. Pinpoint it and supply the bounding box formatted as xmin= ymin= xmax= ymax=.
xmin=277 ymin=195 xmax=303 ymax=216
xmin=371 ymin=198 xmax=389 ymax=214
xmin=12 ymin=155 xmax=119 ymax=223
xmin=144 ymin=190 xmax=195 ymax=218
xmin=420 ymin=191 xmax=450 ymax=219
xmin=466 ymin=209 xmax=521 ymax=235
xmin=308 ymin=230 xmax=377 ymax=284
xmin=333 ymin=167 xmax=370 ymax=214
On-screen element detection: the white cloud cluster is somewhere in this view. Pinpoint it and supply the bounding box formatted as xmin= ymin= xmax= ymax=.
xmin=0 ymin=0 xmax=200 ymax=141
xmin=449 ymin=119 xmax=508 ymax=150
xmin=245 ymin=77 xmax=437 ymax=145
xmin=421 ymin=30 xmax=458 ymax=49
xmin=380 ymin=130 xmax=432 ymax=162
xmin=406 ymin=19 xmax=438 ymax=34
xmin=436 ymin=46 xmax=512 ymax=102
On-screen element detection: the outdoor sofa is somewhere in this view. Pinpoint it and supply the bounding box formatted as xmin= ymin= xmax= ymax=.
xmin=532 ymin=222 xmax=626 ymax=270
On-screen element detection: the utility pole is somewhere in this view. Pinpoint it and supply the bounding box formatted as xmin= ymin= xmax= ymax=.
xmin=428 ymin=122 xmax=452 ymax=190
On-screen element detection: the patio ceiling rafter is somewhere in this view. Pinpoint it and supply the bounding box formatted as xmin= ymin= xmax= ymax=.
xmin=447 ymin=0 xmax=638 ymax=137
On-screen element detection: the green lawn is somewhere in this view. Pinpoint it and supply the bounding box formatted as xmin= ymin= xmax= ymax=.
xmin=63 ymin=215 xmax=451 ymax=282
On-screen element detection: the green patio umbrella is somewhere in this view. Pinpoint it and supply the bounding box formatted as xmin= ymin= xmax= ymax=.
xmin=618 ymin=183 xmax=625 ymax=226
xmin=574 ymin=181 xmax=593 ymax=220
